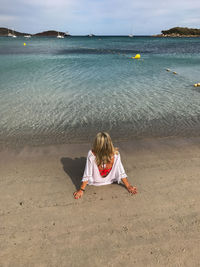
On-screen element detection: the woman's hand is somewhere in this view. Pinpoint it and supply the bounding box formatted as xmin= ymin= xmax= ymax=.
xmin=127 ymin=185 xmax=137 ymax=194
xmin=73 ymin=190 xmax=84 ymax=199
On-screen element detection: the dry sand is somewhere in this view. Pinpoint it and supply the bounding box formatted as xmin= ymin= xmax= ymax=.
xmin=0 ymin=137 xmax=200 ymax=267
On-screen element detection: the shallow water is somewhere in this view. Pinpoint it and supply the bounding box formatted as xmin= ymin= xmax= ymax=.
xmin=0 ymin=36 xmax=200 ymax=147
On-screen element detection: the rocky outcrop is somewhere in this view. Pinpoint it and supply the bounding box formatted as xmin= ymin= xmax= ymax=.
xmin=154 ymin=27 xmax=200 ymax=37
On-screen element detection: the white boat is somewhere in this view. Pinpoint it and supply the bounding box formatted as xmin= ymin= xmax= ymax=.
xmin=57 ymin=32 xmax=64 ymax=38
xmin=12 ymin=29 xmax=17 ymax=38
xmin=7 ymin=29 xmax=17 ymax=37
xmin=129 ymin=26 xmax=133 ymax=37
xmin=24 ymin=35 xmax=31 ymax=38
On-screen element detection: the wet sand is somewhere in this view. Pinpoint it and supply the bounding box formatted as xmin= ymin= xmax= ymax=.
xmin=0 ymin=137 xmax=200 ymax=266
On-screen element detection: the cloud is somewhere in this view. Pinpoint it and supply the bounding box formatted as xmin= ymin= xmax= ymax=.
xmin=0 ymin=0 xmax=200 ymax=34
xmin=181 ymin=17 xmax=200 ymax=27
xmin=0 ymin=14 xmax=17 ymax=23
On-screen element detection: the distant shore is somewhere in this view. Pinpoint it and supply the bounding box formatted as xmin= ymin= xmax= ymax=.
xmin=153 ymin=34 xmax=200 ymax=38
xmin=1 ymin=26 xmax=200 ymax=37
xmin=0 ymin=27 xmax=68 ymax=37
xmin=153 ymin=27 xmax=200 ymax=38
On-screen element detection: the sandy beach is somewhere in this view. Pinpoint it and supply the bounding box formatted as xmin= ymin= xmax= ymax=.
xmin=0 ymin=136 xmax=200 ymax=267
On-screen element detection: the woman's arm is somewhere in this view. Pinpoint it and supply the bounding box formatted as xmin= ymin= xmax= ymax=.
xmin=121 ymin=178 xmax=137 ymax=194
xmin=73 ymin=181 xmax=88 ymax=199
xmin=74 ymin=151 xmax=93 ymax=199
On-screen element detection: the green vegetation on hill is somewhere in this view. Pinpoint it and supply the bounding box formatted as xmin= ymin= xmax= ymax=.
xmin=0 ymin=27 xmax=30 ymax=36
xmin=162 ymin=27 xmax=200 ymax=36
xmin=34 ymin=30 xmax=65 ymax=36
xmin=0 ymin=28 xmax=66 ymax=37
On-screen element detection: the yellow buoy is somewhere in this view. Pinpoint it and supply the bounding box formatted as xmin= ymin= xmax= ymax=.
xmin=134 ymin=54 xmax=141 ymax=59
xmin=194 ymin=84 xmax=198 ymax=87
xmin=24 ymin=43 xmax=26 ymax=46
xmin=173 ymin=72 xmax=177 ymax=74
xmin=197 ymin=83 xmax=200 ymax=86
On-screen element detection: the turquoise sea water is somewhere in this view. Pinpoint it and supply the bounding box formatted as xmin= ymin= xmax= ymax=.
xmin=0 ymin=36 xmax=200 ymax=147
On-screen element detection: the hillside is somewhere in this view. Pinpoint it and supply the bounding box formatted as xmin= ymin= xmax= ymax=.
xmin=155 ymin=27 xmax=200 ymax=37
xmin=0 ymin=28 xmax=68 ymax=37
xmin=0 ymin=27 xmax=30 ymax=36
xmin=34 ymin=30 xmax=66 ymax=36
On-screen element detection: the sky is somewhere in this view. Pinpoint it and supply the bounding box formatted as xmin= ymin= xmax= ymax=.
xmin=0 ymin=0 xmax=200 ymax=35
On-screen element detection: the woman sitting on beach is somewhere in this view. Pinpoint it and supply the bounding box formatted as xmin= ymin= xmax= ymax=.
xmin=73 ymin=132 xmax=137 ymax=199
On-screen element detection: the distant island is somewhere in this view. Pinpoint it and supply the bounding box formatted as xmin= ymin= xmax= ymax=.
xmin=34 ymin=30 xmax=69 ymax=37
xmin=0 ymin=28 xmax=70 ymax=37
xmin=0 ymin=27 xmax=30 ymax=36
xmin=1 ymin=26 xmax=200 ymax=37
xmin=154 ymin=27 xmax=200 ymax=37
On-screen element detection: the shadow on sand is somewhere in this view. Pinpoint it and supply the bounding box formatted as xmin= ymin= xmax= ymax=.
xmin=60 ymin=157 xmax=86 ymax=190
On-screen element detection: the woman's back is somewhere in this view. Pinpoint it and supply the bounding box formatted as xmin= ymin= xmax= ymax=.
xmin=74 ymin=132 xmax=137 ymax=199
xmin=82 ymin=150 xmax=127 ymax=186
xmin=92 ymin=150 xmax=117 ymax=177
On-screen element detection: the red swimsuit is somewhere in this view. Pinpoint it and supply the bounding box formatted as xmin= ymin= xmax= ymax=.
xmin=99 ymin=167 xmax=112 ymax=177
xmin=92 ymin=151 xmax=113 ymax=177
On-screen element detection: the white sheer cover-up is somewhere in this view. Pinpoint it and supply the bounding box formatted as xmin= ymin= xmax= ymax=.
xmin=81 ymin=150 xmax=127 ymax=186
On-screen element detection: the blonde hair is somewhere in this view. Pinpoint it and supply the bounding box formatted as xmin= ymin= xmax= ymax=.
xmin=92 ymin=132 xmax=117 ymax=167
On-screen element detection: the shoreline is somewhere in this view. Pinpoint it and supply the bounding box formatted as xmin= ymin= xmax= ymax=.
xmin=1 ymin=133 xmax=200 ymax=151
xmin=1 ymin=135 xmax=200 ymax=162
xmin=1 ymin=136 xmax=200 ymax=266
